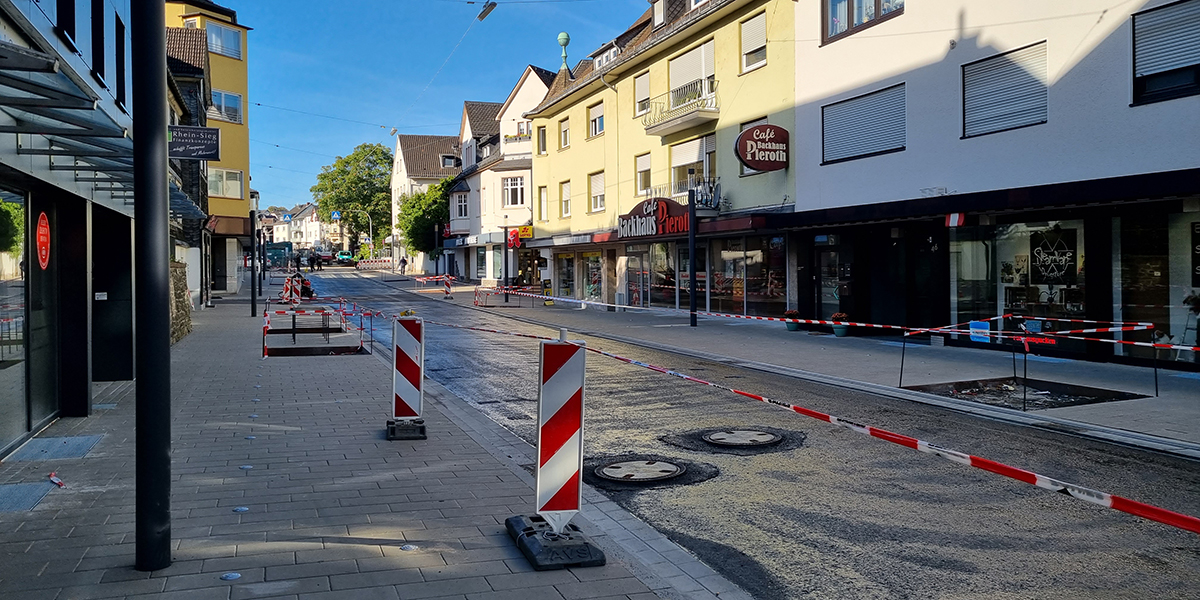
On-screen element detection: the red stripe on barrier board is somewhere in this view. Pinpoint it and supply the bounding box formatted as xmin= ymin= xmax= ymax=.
xmin=540 ymin=469 xmax=581 ymax=512
xmin=540 ymin=388 xmax=582 ymax=467
xmin=394 ymin=393 xmax=419 ymax=418
xmin=400 ymin=319 xmax=422 ymax=344
xmin=868 ymin=427 xmax=920 ymax=450
xmin=1109 ymin=496 xmax=1200 ymax=535
xmin=542 ymin=343 xmax=579 ymax=385
xmin=396 ymin=346 xmax=421 ymax=390
xmin=969 ymin=456 xmax=1039 ymax=486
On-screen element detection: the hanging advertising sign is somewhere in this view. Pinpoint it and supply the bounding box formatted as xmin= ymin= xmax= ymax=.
xmin=616 ymin=197 xmax=688 ymax=240
xmin=167 ymin=125 xmax=221 ymax=161
xmin=734 ymin=124 xmax=789 ymax=172
xmin=518 ymin=225 xmax=534 ymax=239
xmin=36 ymin=212 xmax=50 ymax=270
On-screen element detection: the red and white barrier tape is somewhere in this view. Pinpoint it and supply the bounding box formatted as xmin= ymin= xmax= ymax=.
xmin=419 ymin=319 xmax=1200 ymax=536
xmin=1019 ymin=316 xmax=1155 ymax=327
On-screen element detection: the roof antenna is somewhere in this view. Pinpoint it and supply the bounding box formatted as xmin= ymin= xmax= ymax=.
xmin=558 ymin=32 xmax=571 ymax=71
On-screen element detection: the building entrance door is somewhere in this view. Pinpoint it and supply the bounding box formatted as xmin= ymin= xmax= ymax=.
xmin=626 ymin=252 xmax=649 ymax=308
xmin=817 ymin=249 xmax=842 ymax=320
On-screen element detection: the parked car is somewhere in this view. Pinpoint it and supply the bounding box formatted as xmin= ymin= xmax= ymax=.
xmin=335 ymin=250 xmax=356 ymax=266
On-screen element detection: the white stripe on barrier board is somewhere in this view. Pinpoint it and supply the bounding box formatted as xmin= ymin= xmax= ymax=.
xmin=540 ymin=349 xmax=585 ymax=425
xmin=537 ymin=429 xmax=581 ymax=509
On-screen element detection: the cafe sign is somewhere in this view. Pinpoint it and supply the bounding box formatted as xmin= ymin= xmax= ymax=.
xmin=616 ymin=197 xmax=688 ymax=240
xmin=734 ymin=124 xmax=789 ymax=172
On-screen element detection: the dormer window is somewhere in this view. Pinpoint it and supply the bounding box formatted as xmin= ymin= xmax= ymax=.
xmin=653 ymin=1 xmax=665 ymax=27
xmin=483 ymin=145 xmax=492 ymax=158
xmin=441 ymin=155 xmax=457 ymax=168
xmin=594 ymin=47 xmax=620 ymax=68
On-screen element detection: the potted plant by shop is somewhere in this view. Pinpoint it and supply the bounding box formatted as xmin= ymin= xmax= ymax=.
xmin=783 ymin=309 xmax=801 ymax=331
xmin=830 ymin=312 xmax=850 ymax=337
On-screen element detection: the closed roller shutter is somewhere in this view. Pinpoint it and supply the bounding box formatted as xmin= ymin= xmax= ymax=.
xmin=963 ymin=42 xmax=1048 ymax=137
xmin=670 ymin=45 xmax=702 ymax=90
xmin=636 ymin=153 xmax=651 ymax=172
xmin=1134 ymin=0 xmax=1200 ymax=77
xmin=635 ymin=73 xmax=649 ymax=103
xmin=742 ymin=13 xmax=766 ymax=56
xmin=589 ymin=103 xmax=604 ymax=121
xmin=590 ymin=172 xmax=605 ymax=196
xmin=822 ymin=83 xmax=906 ymax=163
xmin=672 ymin=137 xmax=704 ymax=167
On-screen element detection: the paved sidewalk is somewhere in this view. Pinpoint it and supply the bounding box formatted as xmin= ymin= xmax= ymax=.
xmin=385 ymin=277 xmax=1200 ymax=450
xmin=0 ymin=298 xmax=747 ymax=600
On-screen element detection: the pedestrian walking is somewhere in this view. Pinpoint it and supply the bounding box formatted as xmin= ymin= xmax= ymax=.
xmin=293 ymin=253 xmax=301 ymax=274
xmin=313 ymin=255 xmax=322 ymax=271
xmin=399 ymin=256 xmax=408 ymax=274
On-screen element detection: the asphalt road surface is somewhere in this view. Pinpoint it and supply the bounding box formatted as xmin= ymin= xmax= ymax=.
xmin=311 ymin=270 xmax=1200 ymax=599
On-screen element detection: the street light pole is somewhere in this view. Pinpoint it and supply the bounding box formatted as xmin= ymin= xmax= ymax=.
xmin=688 ymin=168 xmax=698 ymax=327
xmin=503 ymin=215 xmax=509 ymax=303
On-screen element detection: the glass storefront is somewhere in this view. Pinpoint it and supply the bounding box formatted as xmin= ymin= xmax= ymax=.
xmin=708 ymin=236 xmax=786 ymax=315
xmin=679 ymin=245 xmax=707 ymax=312
xmin=583 ymin=252 xmax=602 ymax=302
xmin=476 ymin=246 xmax=486 ymax=279
xmin=1115 ymin=213 xmax=1199 ymax=362
xmin=952 ymin=220 xmax=1086 ymax=349
xmin=710 ymin=237 xmax=744 ymax=314
xmin=624 ymin=245 xmax=648 ymax=307
xmin=649 ymin=242 xmax=675 ymax=307
xmin=0 ymin=191 xmax=26 ymax=449
xmin=491 ymin=245 xmax=502 ymax=280
xmin=556 ymin=253 xmax=575 ymax=297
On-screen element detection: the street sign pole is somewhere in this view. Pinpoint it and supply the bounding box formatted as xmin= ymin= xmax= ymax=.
xmin=132 ymin=0 xmax=172 ymax=572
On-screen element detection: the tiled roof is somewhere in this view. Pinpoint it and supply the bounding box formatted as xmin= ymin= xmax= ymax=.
xmin=464 ymin=101 xmax=503 ymax=138
xmin=166 ymin=27 xmax=208 ymax=79
xmin=397 ymin=135 xmax=460 ymax=180
xmin=528 ymin=0 xmax=733 ymax=116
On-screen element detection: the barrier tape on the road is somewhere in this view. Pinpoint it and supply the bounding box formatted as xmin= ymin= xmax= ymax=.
xmin=1022 ymin=316 xmax=1155 ymax=327
xmin=421 ymin=319 xmax=1200 ymax=537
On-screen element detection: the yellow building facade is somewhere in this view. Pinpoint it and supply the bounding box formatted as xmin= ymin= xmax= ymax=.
xmin=527 ymin=0 xmax=795 ymax=316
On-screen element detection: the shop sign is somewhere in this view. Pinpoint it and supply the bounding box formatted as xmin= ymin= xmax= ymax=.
xmin=518 ymin=225 xmax=534 ymax=239
xmin=466 ymin=235 xmax=479 ymax=245
xmin=616 ymin=197 xmax=688 ymax=240
xmin=167 ymin=125 xmax=221 ymax=161
xmin=734 ymin=124 xmax=789 ymax=172
xmin=36 ymin=212 xmax=50 ymax=270
xmin=1192 ymin=222 xmax=1200 ymax=287
xmin=1029 ymin=228 xmax=1077 ymax=286
xmin=582 ymin=251 xmax=602 ymax=258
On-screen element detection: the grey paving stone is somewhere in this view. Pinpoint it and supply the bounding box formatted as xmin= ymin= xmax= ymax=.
xmin=420 ymin=559 xmax=513 ymax=581
xmin=128 ymin=587 xmax=233 ymax=600
xmin=265 ymin=559 xmax=359 ymax=581
xmin=465 ymin=587 xmax=567 ymax=600
xmin=328 ymin=567 xmax=423 ymax=590
xmin=555 ymin=577 xmax=654 ymax=599
xmin=485 ymin=569 xmax=580 ymax=590
xmin=394 ymin=576 xmax=493 ymax=599
xmin=356 ymin=553 xmax=447 ymax=572
xmin=55 ymin=577 xmax=167 ymax=599
xmin=232 ymin=577 xmax=333 ymax=600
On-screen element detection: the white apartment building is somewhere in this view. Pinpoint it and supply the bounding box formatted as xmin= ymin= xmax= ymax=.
xmin=390 ymin=134 xmax=461 ymax=272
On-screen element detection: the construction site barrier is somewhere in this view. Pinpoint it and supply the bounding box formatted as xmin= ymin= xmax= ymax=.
xmin=356 ymin=259 xmax=392 ymax=270
xmin=419 ymin=318 xmax=1200 ymax=538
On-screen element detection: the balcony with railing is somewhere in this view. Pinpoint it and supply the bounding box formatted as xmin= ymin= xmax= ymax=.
xmin=642 ymin=78 xmax=719 ymax=136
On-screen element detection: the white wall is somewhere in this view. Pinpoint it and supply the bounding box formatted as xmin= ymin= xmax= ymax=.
xmin=793 ymin=0 xmax=1200 ymax=212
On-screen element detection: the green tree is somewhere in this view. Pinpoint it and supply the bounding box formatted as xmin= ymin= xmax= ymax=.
xmin=397 ymin=178 xmax=451 ymax=254
xmin=309 ymin=143 xmax=393 ymax=248
xmin=0 ymin=201 xmax=22 ymax=254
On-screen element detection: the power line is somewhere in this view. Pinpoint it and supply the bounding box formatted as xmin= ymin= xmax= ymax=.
xmin=250 ymin=139 xmax=338 ymax=158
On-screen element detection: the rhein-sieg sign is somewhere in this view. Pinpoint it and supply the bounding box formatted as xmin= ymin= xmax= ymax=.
xmin=168 ymin=125 xmax=221 ymax=161
xmin=734 ymin=124 xmax=789 ymax=172
xmin=617 ymin=197 xmax=688 ymax=240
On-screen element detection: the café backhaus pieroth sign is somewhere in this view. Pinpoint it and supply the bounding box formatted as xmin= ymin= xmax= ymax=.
xmin=735 ymin=124 xmax=789 ymax=172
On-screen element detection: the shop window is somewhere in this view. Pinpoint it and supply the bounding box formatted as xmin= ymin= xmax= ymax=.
xmin=492 ymin=245 xmax=502 ymax=280
xmin=822 ymin=83 xmax=905 ymax=164
xmin=963 ymin=42 xmax=1048 ymax=138
xmin=476 ymin=246 xmax=486 ymax=279
xmin=0 ymin=189 xmax=27 ymax=448
xmin=557 ymin=253 xmax=576 ymax=297
xmin=746 ymin=236 xmax=787 ymax=316
xmin=650 ymin=243 xmax=676 ymax=308
xmin=583 ymin=252 xmax=602 ymax=302
xmin=824 ymin=0 xmax=904 ymax=44
xmin=1132 ymin=0 xmax=1200 ymax=105
xmin=710 ymin=238 xmax=745 ymax=315
xmin=1115 ymin=214 xmax=1199 ymax=362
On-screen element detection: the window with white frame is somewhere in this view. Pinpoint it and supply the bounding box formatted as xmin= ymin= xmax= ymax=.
xmin=740 ymin=117 xmax=768 ymax=175
xmin=822 ymin=83 xmax=906 ymax=164
xmin=653 ymin=1 xmax=665 ymax=27
xmin=690 ymin=0 xmax=709 ymax=10
xmin=560 ymin=181 xmax=571 ymax=217
xmin=595 ymin=47 xmax=620 ymax=68
xmin=210 ymin=90 xmax=242 ymax=123
xmin=634 ymin=72 xmax=650 ymax=115
xmin=538 ymin=186 xmax=548 ymax=221
xmin=741 ymin=12 xmax=767 ymax=72
xmin=559 ymin=118 xmax=570 ymax=148
xmin=455 ymin=193 xmax=468 ymax=218
xmin=1132 ymin=0 xmax=1200 ymax=105
xmin=208 ymin=168 xmax=243 ymax=198
xmin=206 ymin=22 xmax=242 ymax=59
xmin=183 ymin=18 xmax=198 ymax=28
xmin=962 ymin=42 xmax=1047 ymax=138
xmin=588 ymin=103 xmax=604 ymax=137
xmin=635 ymin=153 xmax=651 ymax=195
xmin=537 ymin=126 xmax=547 ymax=154
xmin=670 ymin=135 xmax=715 ymax=196
xmin=824 ymin=0 xmax=904 ymax=43
xmin=589 ymin=172 xmax=605 ymax=212
xmin=668 ymin=40 xmax=715 ymax=106
xmin=503 ymin=177 xmax=525 ymax=207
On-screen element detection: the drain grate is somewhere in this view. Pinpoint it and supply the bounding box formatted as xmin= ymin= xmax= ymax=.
xmin=0 ymin=483 xmax=55 ymax=511
xmin=595 ymin=460 xmax=684 ymax=482
xmin=8 ymin=435 xmax=103 ymax=461
xmin=703 ymin=430 xmax=782 ymax=447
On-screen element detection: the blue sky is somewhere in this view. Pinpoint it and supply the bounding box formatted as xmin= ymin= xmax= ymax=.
xmin=235 ymin=0 xmax=651 ymax=209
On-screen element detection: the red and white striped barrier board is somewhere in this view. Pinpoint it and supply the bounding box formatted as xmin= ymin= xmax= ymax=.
xmin=357 ymin=259 xmax=392 ymax=270
xmin=262 ymin=311 xmax=270 ymax=359
xmin=537 ymin=339 xmax=586 ymax=534
xmin=423 ymin=319 xmax=1200 ymax=537
xmin=392 ymin=317 xmax=424 ymax=420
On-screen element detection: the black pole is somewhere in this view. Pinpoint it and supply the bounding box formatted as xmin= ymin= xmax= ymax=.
xmin=1154 ymin=353 xmax=1159 ymax=397
xmin=687 ymin=168 xmax=697 ymax=327
xmin=503 ymin=225 xmax=509 ymax=303
xmin=132 ymin=0 xmax=171 ymax=572
xmin=250 ymin=210 xmax=257 ymax=316
xmin=258 ymin=229 xmax=265 ymax=291
xmin=898 ymin=334 xmax=907 ymax=388
xmin=1022 ymin=349 xmax=1028 ymax=412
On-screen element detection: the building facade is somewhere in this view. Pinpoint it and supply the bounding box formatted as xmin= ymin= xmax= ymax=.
xmin=0 ymin=0 xmax=136 ymax=456
xmin=789 ymin=0 xmax=1200 ymax=364
xmin=527 ymin=0 xmax=796 ymax=313
xmin=390 ymin=134 xmax=460 ymax=272
xmin=166 ymin=0 xmax=250 ymax=294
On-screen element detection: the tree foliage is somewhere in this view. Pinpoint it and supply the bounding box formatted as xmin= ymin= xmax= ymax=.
xmin=309 ymin=143 xmax=393 ymax=247
xmin=265 ymin=205 xmax=289 ymax=214
xmin=0 ymin=201 xmax=22 ymax=254
xmin=396 ymin=178 xmax=451 ymax=254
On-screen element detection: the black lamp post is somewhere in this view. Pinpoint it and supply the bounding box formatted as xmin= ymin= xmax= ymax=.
xmin=687 ymin=168 xmax=698 ymax=327
xmin=503 ymin=215 xmax=509 ymax=303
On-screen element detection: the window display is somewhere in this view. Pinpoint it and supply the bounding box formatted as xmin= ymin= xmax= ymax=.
xmin=0 ymin=191 xmax=26 ymax=449
xmin=556 ymin=253 xmax=575 ymax=298
xmin=583 ymin=252 xmax=602 ymax=302
xmin=1115 ymin=214 xmax=1198 ymax=362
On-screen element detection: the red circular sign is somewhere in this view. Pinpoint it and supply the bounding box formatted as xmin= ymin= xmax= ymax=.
xmin=36 ymin=212 xmax=50 ymax=270
xmin=734 ymin=124 xmax=789 ymax=172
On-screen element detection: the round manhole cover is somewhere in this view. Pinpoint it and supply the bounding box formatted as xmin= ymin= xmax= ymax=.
xmin=595 ymin=460 xmax=685 ymax=482
xmin=703 ymin=430 xmax=782 ymax=447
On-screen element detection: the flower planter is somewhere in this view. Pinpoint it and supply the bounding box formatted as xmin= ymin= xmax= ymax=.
xmin=832 ymin=324 xmax=850 ymax=337
xmin=785 ymin=322 xmax=800 ymax=331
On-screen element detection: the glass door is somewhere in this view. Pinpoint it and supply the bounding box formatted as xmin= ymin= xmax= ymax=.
xmin=817 ymin=250 xmax=840 ymax=320
xmin=626 ymin=253 xmax=649 ymax=308
xmin=678 ymin=246 xmax=706 ymax=312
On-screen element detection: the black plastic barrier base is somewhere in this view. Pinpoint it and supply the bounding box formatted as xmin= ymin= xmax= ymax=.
xmin=505 ymin=515 xmax=606 ymax=571
xmin=386 ymin=419 xmax=426 ymax=440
